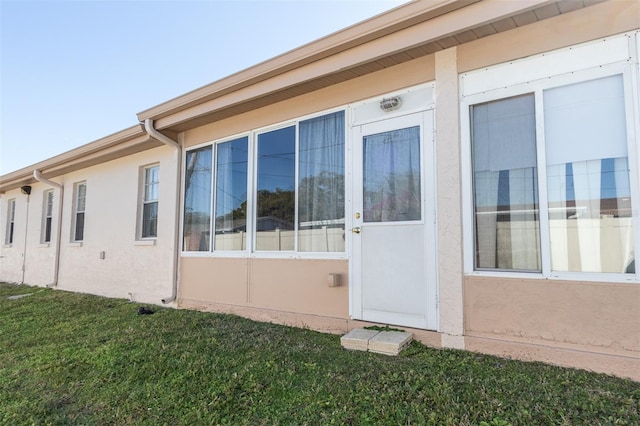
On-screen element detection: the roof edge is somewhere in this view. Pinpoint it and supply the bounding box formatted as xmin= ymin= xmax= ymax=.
xmin=0 ymin=125 xmax=149 ymax=193
xmin=136 ymin=0 xmax=475 ymax=122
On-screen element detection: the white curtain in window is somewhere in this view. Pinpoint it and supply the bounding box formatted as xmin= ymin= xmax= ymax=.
xmin=216 ymin=142 xmax=234 ymax=232
xmin=472 ymin=94 xmax=540 ymax=270
xmin=544 ymin=74 xmax=633 ymax=273
xmin=363 ymin=127 xmax=421 ymax=223
xmin=298 ymin=111 xmax=345 ymax=252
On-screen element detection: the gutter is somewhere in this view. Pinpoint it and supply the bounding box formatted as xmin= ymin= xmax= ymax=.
xmin=33 ymin=170 xmax=63 ymax=287
xmin=143 ymin=119 xmax=181 ymax=305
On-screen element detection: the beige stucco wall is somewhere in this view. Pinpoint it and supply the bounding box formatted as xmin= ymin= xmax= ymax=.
xmin=180 ymin=257 xmax=348 ymax=318
xmin=184 ymin=55 xmax=436 ymax=148
xmin=458 ymin=0 xmax=640 ymax=73
xmin=464 ymin=276 xmax=640 ymax=379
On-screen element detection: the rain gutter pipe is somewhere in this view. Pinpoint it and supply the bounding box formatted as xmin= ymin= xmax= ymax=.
xmin=33 ymin=170 xmax=63 ymax=287
xmin=143 ymin=118 xmax=181 ymax=304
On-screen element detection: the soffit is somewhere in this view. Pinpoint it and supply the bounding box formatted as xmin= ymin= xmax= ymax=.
xmin=142 ymin=0 xmax=605 ymax=133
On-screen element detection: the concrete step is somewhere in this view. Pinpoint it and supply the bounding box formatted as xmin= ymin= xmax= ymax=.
xmin=341 ymin=328 xmax=413 ymax=355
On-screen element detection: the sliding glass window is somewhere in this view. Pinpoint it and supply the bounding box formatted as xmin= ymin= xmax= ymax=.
xmin=256 ymin=126 xmax=296 ymax=251
xmin=183 ymin=146 xmax=212 ymax=251
xmin=182 ymin=110 xmax=346 ymax=255
xmin=544 ymin=75 xmax=633 ymax=274
xmin=471 ymin=94 xmax=541 ymax=271
xmin=298 ymin=111 xmax=345 ymax=252
xmin=470 ymin=73 xmax=635 ymax=276
xmin=214 ymin=137 xmax=248 ymax=251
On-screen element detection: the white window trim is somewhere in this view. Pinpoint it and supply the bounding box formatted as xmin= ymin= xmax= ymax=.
xmin=138 ymin=163 xmax=159 ymax=240
xmin=181 ymin=106 xmax=349 ymax=259
xmin=461 ymin=52 xmax=640 ymax=283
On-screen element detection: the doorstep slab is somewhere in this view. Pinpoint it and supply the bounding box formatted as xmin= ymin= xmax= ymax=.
xmin=341 ymin=328 xmax=413 ymax=355
xmin=368 ymin=331 xmax=413 ymax=356
xmin=340 ymin=328 xmax=380 ymax=351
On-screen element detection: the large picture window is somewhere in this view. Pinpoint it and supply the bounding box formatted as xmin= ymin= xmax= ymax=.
xmin=182 ymin=110 xmax=345 ymax=254
xmin=470 ymin=74 xmax=635 ymax=275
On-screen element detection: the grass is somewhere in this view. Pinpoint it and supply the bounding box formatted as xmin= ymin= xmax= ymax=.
xmin=0 ymin=282 xmax=638 ymax=425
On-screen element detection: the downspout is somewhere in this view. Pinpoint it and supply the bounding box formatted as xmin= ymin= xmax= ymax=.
xmin=20 ymin=191 xmax=31 ymax=284
xmin=33 ymin=170 xmax=63 ymax=287
xmin=143 ymin=118 xmax=181 ymax=304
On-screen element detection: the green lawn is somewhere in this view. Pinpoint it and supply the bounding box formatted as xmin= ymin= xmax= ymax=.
xmin=1 ymin=282 xmax=638 ymax=425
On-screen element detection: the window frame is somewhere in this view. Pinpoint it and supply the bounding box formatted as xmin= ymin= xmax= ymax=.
xmin=42 ymin=190 xmax=54 ymax=244
xmin=72 ymin=181 xmax=86 ymax=242
xmin=461 ymin=61 xmax=640 ymax=283
xmin=181 ymin=107 xmax=348 ymax=259
xmin=5 ymin=198 xmax=16 ymax=245
xmin=139 ymin=164 xmax=160 ymax=240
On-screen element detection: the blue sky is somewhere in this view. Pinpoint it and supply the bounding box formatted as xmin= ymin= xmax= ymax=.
xmin=0 ymin=0 xmax=407 ymax=175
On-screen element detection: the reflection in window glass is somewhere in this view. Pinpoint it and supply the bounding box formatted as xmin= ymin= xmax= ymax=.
xmin=472 ymin=94 xmax=541 ymax=271
xmin=214 ymin=137 xmax=248 ymax=251
xmin=256 ymin=126 xmax=295 ymax=251
xmin=298 ymin=111 xmax=345 ymax=252
xmin=183 ymin=147 xmax=212 ymax=251
xmin=363 ymin=126 xmax=421 ymax=223
xmin=544 ymin=75 xmax=634 ymax=273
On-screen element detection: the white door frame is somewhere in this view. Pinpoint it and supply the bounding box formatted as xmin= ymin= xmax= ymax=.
xmin=348 ymin=108 xmax=438 ymax=330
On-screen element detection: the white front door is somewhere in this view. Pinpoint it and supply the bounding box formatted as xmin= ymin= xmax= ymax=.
xmin=351 ymin=111 xmax=437 ymax=330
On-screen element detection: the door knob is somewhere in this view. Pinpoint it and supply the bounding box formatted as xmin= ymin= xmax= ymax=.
xmin=352 ymin=227 xmax=361 ymax=234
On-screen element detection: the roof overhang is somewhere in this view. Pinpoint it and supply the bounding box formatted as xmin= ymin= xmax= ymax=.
xmin=136 ymin=0 xmax=602 ymax=133
xmin=1 ymin=0 xmax=613 ymax=191
xmin=0 ymin=125 xmax=158 ymax=193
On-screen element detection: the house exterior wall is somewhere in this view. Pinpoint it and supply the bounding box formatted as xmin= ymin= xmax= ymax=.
xmin=1 ymin=146 xmax=177 ymax=304
xmin=1 ymin=0 xmax=638 ymax=380
xmin=464 ymin=276 xmax=640 ymax=378
xmin=451 ymin=2 xmax=640 ymax=380
xmin=180 ymin=258 xmax=348 ymax=326
xmin=55 ymin=146 xmax=177 ymax=303
xmin=1 ymin=190 xmax=34 ymax=284
xmin=177 ymin=1 xmax=640 ymax=380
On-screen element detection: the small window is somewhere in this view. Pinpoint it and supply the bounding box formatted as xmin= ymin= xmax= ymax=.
xmin=5 ymin=199 xmax=16 ymax=245
xmin=141 ymin=165 xmax=159 ymax=239
xmin=73 ymin=182 xmax=86 ymax=242
xmin=42 ymin=190 xmax=54 ymax=243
